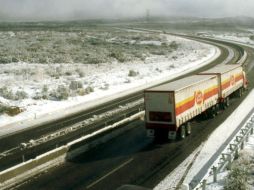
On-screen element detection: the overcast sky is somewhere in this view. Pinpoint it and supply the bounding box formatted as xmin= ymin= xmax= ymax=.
xmin=0 ymin=0 xmax=253 ymax=21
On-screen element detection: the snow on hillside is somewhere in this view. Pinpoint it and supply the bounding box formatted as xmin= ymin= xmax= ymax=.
xmin=0 ymin=34 xmax=217 ymax=132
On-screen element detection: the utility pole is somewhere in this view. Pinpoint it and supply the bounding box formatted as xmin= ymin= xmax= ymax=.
xmin=146 ymin=9 xmax=150 ymax=22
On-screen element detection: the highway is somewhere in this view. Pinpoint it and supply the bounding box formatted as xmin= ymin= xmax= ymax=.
xmin=10 ymin=34 xmax=254 ymax=190
xmin=0 ymin=33 xmax=239 ymax=172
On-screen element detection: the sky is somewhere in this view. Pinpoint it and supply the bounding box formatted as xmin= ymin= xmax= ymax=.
xmin=0 ymin=0 xmax=253 ymax=21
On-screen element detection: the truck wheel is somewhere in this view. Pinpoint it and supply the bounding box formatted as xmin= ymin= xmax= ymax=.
xmin=225 ymin=97 xmax=230 ymax=107
xmin=222 ymin=97 xmax=230 ymax=109
xmin=215 ymin=104 xmax=220 ymax=115
xmin=209 ymin=106 xmax=216 ymax=118
xmin=179 ymin=125 xmax=186 ymax=139
xmin=238 ymin=88 xmax=243 ymax=97
xmin=186 ymin=122 xmax=191 ymax=136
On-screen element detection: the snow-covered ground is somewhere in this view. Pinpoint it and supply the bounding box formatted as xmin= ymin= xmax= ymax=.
xmin=0 ymin=34 xmax=217 ymax=136
xmin=198 ymin=30 xmax=254 ymax=46
xmin=154 ymin=90 xmax=254 ymax=190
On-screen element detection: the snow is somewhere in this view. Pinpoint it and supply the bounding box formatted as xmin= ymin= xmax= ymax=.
xmin=153 ymin=90 xmax=254 ymax=190
xmin=154 ymin=145 xmax=203 ymax=190
xmin=198 ymin=31 xmax=254 ymax=46
xmin=0 ymin=34 xmax=219 ymax=137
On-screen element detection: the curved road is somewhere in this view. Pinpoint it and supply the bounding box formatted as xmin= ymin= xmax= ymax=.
xmin=0 ymin=32 xmax=241 ymax=172
xmin=14 ymin=36 xmax=254 ymax=190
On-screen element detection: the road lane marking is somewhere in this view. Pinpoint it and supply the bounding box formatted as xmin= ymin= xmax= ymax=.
xmin=86 ymin=158 xmax=134 ymax=189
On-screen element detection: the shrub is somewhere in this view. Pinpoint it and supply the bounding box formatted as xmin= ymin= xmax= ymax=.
xmin=77 ymin=88 xmax=86 ymax=96
xmin=224 ymin=154 xmax=251 ymax=190
xmin=65 ymin=71 xmax=73 ymax=76
xmin=249 ymin=35 xmax=254 ymax=41
xmin=109 ymin=51 xmax=126 ymax=62
xmin=69 ymin=80 xmax=83 ymax=90
xmin=0 ymin=57 xmax=11 ymax=64
xmin=0 ymin=104 xmax=9 ymax=114
xmin=76 ymin=69 xmax=84 ymax=77
xmin=50 ymin=85 xmax=69 ymax=100
xmin=85 ymin=86 xmax=94 ymax=94
xmin=6 ymin=106 xmax=23 ymax=116
xmin=224 ymin=166 xmax=248 ymax=190
xmin=15 ymin=90 xmax=28 ymax=100
xmin=0 ymin=86 xmax=14 ymax=100
xmin=128 ymin=70 xmax=139 ymax=77
xmin=169 ymin=41 xmax=179 ymax=50
xmin=41 ymin=85 xmax=49 ymax=99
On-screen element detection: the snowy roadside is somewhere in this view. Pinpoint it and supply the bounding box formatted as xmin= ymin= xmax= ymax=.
xmin=153 ymin=90 xmax=254 ymax=190
xmin=197 ymin=31 xmax=254 ymax=48
xmin=0 ymin=35 xmax=220 ymax=137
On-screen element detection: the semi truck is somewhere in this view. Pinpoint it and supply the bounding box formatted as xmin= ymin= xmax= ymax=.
xmin=144 ymin=64 xmax=247 ymax=140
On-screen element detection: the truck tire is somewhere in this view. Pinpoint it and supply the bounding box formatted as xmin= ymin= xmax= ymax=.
xmin=238 ymin=88 xmax=243 ymax=97
xmin=186 ymin=122 xmax=191 ymax=136
xmin=225 ymin=97 xmax=230 ymax=107
xmin=215 ymin=104 xmax=220 ymax=115
xmin=222 ymin=97 xmax=230 ymax=109
xmin=209 ymin=106 xmax=216 ymax=118
xmin=179 ymin=125 xmax=186 ymax=139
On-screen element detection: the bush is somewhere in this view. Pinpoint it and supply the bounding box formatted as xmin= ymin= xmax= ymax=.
xmin=15 ymin=90 xmax=28 ymax=100
xmin=169 ymin=41 xmax=179 ymax=50
xmin=69 ymin=80 xmax=83 ymax=90
xmin=50 ymin=85 xmax=69 ymax=100
xmin=0 ymin=104 xmax=9 ymax=114
xmin=224 ymin=166 xmax=248 ymax=190
xmin=0 ymin=57 xmax=12 ymax=64
xmin=77 ymin=88 xmax=86 ymax=96
xmin=76 ymin=69 xmax=84 ymax=77
xmin=85 ymin=86 xmax=94 ymax=94
xmin=249 ymin=35 xmax=254 ymax=41
xmin=224 ymin=154 xmax=251 ymax=190
xmin=128 ymin=70 xmax=139 ymax=77
xmin=41 ymin=85 xmax=49 ymax=99
xmin=109 ymin=51 xmax=126 ymax=62
xmin=6 ymin=106 xmax=23 ymax=116
xmin=0 ymin=86 xmax=14 ymax=100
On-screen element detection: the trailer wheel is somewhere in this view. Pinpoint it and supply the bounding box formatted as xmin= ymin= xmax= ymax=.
xmin=209 ymin=106 xmax=216 ymax=118
xmin=179 ymin=125 xmax=186 ymax=139
xmin=215 ymin=104 xmax=220 ymax=115
xmin=186 ymin=122 xmax=191 ymax=136
xmin=238 ymin=88 xmax=243 ymax=98
xmin=222 ymin=97 xmax=230 ymax=109
xmin=225 ymin=97 xmax=230 ymax=107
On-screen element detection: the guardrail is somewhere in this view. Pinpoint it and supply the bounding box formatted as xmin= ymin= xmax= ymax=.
xmin=237 ymin=50 xmax=248 ymax=65
xmin=192 ymin=112 xmax=254 ymax=190
xmin=0 ymin=99 xmax=143 ymax=168
xmin=0 ymin=111 xmax=144 ymax=190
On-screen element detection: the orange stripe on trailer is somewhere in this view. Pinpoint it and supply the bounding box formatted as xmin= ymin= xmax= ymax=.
xmin=176 ymin=96 xmax=194 ymax=108
xmin=235 ymin=73 xmax=243 ymax=83
xmin=221 ymin=79 xmax=230 ymax=91
xmin=175 ymin=96 xmax=195 ymax=115
xmin=175 ymin=86 xmax=218 ymax=116
xmin=204 ymin=86 xmax=218 ymax=101
xmin=222 ymin=73 xmax=243 ymax=91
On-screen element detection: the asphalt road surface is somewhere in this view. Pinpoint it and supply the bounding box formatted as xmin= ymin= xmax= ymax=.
xmin=14 ymin=39 xmax=254 ymax=190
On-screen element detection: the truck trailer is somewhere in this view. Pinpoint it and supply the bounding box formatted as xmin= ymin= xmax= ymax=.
xmin=199 ymin=64 xmax=248 ymax=108
xmin=145 ymin=75 xmax=219 ymax=140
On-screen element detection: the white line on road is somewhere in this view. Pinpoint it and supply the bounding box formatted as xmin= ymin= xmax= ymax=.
xmin=86 ymin=158 xmax=134 ymax=189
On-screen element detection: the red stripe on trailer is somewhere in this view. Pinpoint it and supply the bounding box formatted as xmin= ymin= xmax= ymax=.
xmin=222 ymin=81 xmax=230 ymax=91
xmin=204 ymin=87 xmax=218 ymax=101
xmin=235 ymin=74 xmax=243 ymax=83
xmin=175 ymin=87 xmax=218 ymax=116
xmin=175 ymin=97 xmax=195 ymax=116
